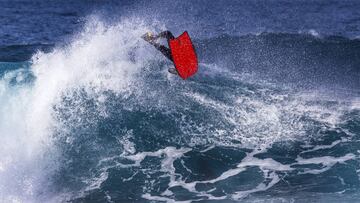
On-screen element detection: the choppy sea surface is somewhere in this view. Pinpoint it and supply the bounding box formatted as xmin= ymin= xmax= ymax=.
xmin=0 ymin=0 xmax=359 ymax=202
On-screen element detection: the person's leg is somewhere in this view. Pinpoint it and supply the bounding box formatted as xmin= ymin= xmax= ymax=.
xmin=155 ymin=31 xmax=175 ymax=42
xmin=151 ymin=43 xmax=173 ymax=61
xmin=154 ymin=31 xmax=178 ymax=75
xmin=142 ymin=31 xmax=174 ymax=61
xmin=151 ymin=42 xmax=177 ymax=75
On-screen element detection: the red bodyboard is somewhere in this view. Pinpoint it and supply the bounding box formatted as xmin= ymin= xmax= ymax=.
xmin=169 ymin=31 xmax=198 ymax=79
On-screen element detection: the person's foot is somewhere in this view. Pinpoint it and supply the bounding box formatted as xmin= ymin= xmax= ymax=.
xmin=168 ymin=67 xmax=178 ymax=75
xmin=141 ymin=32 xmax=155 ymax=42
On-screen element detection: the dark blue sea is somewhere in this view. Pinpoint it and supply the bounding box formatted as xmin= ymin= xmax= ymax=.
xmin=0 ymin=0 xmax=359 ymax=202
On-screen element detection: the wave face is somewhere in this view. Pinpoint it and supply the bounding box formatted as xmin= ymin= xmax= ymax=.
xmin=0 ymin=1 xmax=359 ymax=202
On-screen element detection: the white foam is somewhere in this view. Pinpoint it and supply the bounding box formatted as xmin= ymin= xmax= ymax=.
xmin=0 ymin=16 xmax=158 ymax=202
xmin=294 ymin=153 xmax=356 ymax=174
xmin=183 ymin=88 xmax=306 ymax=148
xmin=232 ymin=171 xmax=280 ymax=200
xmin=300 ymin=137 xmax=348 ymax=154
xmin=308 ymin=29 xmax=320 ymax=37
xmin=106 ymin=135 xmax=359 ymax=202
xmin=133 ymin=146 xmax=293 ymax=201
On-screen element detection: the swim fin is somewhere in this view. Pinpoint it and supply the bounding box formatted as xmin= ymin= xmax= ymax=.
xmin=168 ymin=67 xmax=178 ymax=75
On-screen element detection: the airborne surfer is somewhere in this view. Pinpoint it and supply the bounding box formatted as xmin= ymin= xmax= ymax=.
xmin=142 ymin=30 xmax=198 ymax=79
xmin=142 ymin=31 xmax=178 ymax=74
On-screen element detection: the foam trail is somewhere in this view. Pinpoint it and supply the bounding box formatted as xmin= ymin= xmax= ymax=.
xmin=294 ymin=153 xmax=357 ymax=174
xmin=125 ymin=141 xmax=358 ymax=202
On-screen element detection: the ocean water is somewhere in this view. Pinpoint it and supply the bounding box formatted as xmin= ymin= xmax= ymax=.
xmin=0 ymin=0 xmax=359 ymax=202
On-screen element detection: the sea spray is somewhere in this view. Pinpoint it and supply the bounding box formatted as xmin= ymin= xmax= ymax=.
xmin=0 ymin=18 xmax=159 ymax=202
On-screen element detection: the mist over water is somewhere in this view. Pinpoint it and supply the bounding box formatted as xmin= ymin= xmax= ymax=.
xmin=0 ymin=1 xmax=359 ymax=202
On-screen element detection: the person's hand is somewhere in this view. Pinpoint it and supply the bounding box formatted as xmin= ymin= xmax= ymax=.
xmin=142 ymin=32 xmax=154 ymax=42
xmin=147 ymin=32 xmax=154 ymax=38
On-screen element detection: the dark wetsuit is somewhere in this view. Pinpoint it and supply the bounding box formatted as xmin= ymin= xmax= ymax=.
xmin=146 ymin=31 xmax=175 ymax=61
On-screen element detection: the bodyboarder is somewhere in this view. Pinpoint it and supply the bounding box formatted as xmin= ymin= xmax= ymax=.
xmin=142 ymin=31 xmax=178 ymax=75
